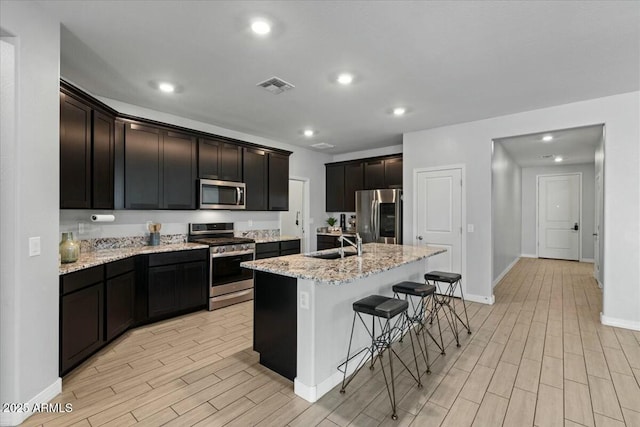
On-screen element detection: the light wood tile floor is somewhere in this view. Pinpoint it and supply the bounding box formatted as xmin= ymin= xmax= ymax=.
xmin=22 ymin=258 xmax=640 ymax=426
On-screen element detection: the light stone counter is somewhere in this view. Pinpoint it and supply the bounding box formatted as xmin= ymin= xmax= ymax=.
xmin=254 ymin=235 xmax=300 ymax=244
xmin=59 ymin=243 xmax=209 ymax=275
xmin=241 ymin=243 xmax=445 ymax=285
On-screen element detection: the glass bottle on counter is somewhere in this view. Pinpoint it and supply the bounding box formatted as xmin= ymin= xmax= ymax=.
xmin=59 ymin=232 xmax=79 ymax=263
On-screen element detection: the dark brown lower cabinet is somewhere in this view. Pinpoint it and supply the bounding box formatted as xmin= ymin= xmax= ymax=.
xmin=60 ymin=281 xmax=104 ymax=375
xmin=317 ymin=235 xmax=341 ymax=250
xmin=147 ymin=250 xmax=208 ymax=319
xmin=106 ymin=271 xmax=136 ymax=341
xmin=255 ymin=240 xmax=301 ymax=260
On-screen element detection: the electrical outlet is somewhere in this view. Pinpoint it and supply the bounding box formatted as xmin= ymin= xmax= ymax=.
xmin=29 ymin=237 xmax=41 ymax=256
xmin=300 ymin=291 xmax=309 ymax=310
xmin=248 ymin=220 xmax=253 ymax=227
xmin=78 ymin=222 xmax=85 ymax=234
xmin=467 ymin=224 xmax=475 ymax=233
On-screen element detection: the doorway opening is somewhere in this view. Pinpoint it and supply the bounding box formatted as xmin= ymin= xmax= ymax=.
xmin=491 ymin=123 xmax=605 ymax=297
xmin=280 ymin=177 xmax=310 ymax=253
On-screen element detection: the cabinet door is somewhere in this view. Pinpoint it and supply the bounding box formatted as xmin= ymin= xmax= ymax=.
xmin=364 ymin=160 xmax=385 ymax=190
xmin=125 ymin=123 xmax=162 ymax=209
xmin=106 ymin=271 xmax=135 ymax=341
xmin=148 ymin=264 xmax=179 ymax=318
xmin=344 ymin=162 xmax=364 ymax=212
xmin=243 ymin=148 xmax=268 ymax=210
xmin=60 ymin=282 xmax=104 ymax=375
xmin=325 ymin=164 xmax=345 ymax=212
xmin=180 ymin=261 xmax=207 ymax=310
xmin=92 ymin=111 xmax=115 ymax=209
xmin=384 ymin=157 xmax=403 ymax=188
xmin=317 ymin=235 xmax=340 ymax=250
xmin=268 ymin=152 xmax=290 ymax=211
xmin=219 ymin=143 xmax=243 ymax=182
xmin=162 ymin=131 xmax=197 ymax=209
xmin=60 ymin=92 xmax=92 ymax=209
xmin=198 ymin=138 xmax=221 ymax=179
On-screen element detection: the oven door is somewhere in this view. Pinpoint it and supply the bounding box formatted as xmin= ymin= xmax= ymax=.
xmin=211 ymin=251 xmax=254 ymax=288
xmin=199 ymin=179 xmax=246 ymax=210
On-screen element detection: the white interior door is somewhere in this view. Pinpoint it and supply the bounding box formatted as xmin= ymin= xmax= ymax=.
xmin=538 ymin=174 xmax=580 ymax=260
xmin=281 ymin=180 xmax=305 ymax=244
xmin=415 ymin=168 xmax=462 ymax=276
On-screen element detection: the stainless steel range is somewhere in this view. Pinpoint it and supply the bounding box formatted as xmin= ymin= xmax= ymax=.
xmin=188 ymin=223 xmax=255 ymax=311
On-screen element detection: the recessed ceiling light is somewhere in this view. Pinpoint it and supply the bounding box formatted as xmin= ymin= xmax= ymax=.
xmin=542 ymin=135 xmax=553 ymax=142
xmin=251 ymin=20 xmax=271 ymax=35
xmin=303 ymin=129 xmax=315 ymax=137
xmin=393 ymin=107 xmax=406 ymax=116
xmin=337 ymin=73 xmax=354 ymax=85
xmin=158 ymin=82 xmax=175 ymax=93
xmin=554 ymin=156 xmax=564 ymax=162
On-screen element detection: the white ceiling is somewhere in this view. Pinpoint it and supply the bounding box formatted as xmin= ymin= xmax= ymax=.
xmin=495 ymin=125 xmax=603 ymax=167
xmin=38 ymin=1 xmax=639 ymax=154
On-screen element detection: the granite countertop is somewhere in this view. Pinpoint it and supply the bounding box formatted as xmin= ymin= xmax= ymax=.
xmin=316 ymin=231 xmax=356 ymax=237
xmin=254 ymin=235 xmax=300 ymax=243
xmin=241 ymin=243 xmax=446 ymax=285
xmin=59 ymin=242 xmax=209 ymax=275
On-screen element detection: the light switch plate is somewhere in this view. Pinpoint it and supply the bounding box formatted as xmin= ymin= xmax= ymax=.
xmin=467 ymin=224 xmax=475 ymax=233
xmin=300 ymin=291 xmax=309 ymax=310
xmin=29 ymin=236 xmax=41 ymax=256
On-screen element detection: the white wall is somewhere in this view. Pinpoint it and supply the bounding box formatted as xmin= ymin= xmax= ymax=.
xmin=0 ymin=2 xmax=61 ymax=425
xmin=404 ymin=92 xmax=640 ymax=331
xmin=59 ymin=95 xmax=333 ymax=251
xmin=521 ymin=163 xmax=595 ymax=260
xmin=332 ymin=144 xmax=402 ymax=163
xmin=594 ymin=132 xmax=605 ymax=285
xmin=491 ymin=142 xmax=522 ymax=285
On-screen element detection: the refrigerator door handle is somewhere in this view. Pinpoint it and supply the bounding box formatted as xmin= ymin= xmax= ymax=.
xmin=373 ymin=200 xmax=379 ymax=242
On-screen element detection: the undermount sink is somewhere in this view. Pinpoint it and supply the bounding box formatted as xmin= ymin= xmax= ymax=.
xmin=305 ymin=251 xmax=358 ymax=260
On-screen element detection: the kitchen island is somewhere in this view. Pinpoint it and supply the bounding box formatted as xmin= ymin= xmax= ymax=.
xmin=241 ymin=242 xmax=445 ymax=402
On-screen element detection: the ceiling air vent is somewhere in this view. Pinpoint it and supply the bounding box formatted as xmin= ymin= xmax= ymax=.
xmin=311 ymin=142 xmax=335 ymax=149
xmin=256 ymin=76 xmax=295 ymax=94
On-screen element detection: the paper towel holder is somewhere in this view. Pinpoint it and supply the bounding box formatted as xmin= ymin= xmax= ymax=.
xmin=91 ymin=214 xmax=115 ymax=222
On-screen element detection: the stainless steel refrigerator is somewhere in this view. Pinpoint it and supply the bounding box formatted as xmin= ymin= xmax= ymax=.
xmin=355 ymin=189 xmax=402 ymax=244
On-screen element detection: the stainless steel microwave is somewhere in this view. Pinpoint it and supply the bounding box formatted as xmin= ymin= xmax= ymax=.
xmin=199 ymin=179 xmax=246 ymax=210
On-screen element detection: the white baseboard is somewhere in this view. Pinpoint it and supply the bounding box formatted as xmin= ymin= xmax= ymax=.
xmin=580 ymin=258 xmax=594 ymax=263
xmin=294 ymin=347 xmax=371 ymax=403
xmin=492 ymin=257 xmax=519 ymax=288
xmin=0 ymin=378 xmax=61 ymax=426
xmin=601 ymin=313 xmax=640 ymax=332
xmin=466 ymin=293 xmax=495 ymax=305
xmin=520 ymin=253 xmax=537 ymax=258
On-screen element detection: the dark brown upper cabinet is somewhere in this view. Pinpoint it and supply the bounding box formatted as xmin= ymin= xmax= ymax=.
xmin=243 ymin=147 xmax=268 ymax=211
xmin=344 ymin=162 xmax=364 ymax=212
xmin=124 ymin=124 xmax=197 ymax=210
xmin=384 ymin=157 xmax=403 ymax=188
xmin=60 ymin=87 xmax=116 ymax=210
xmin=325 ymin=164 xmax=345 ymax=212
xmin=364 ymin=159 xmax=385 ymax=190
xmin=268 ymin=152 xmax=290 ymax=211
xmin=325 ymin=154 xmax=402 ymax=212
xmin=198 ymin=138 xmax=242 ymax=182
xmin=60 ymin=92 xmax=92 ymax=209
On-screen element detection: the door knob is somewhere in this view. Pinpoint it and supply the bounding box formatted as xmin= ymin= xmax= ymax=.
xmin=416 ymin=236 xmax=423 ymax=240
xmin=573 ymin=223 xmax=579 ymax=231
xmin=593 ymin=233 xmax=598 ymax=237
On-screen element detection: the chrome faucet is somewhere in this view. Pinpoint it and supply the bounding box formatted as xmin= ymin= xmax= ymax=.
xmin=339 ymin=233 xmax=363 ymax=257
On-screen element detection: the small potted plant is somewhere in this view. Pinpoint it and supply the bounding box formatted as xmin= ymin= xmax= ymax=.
xmin=326 ymin=216 xmax=339 ymax=232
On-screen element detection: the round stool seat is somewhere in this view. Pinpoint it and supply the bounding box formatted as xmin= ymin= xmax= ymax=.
xmin=392 ymin=281 xmax=436 ymax=297
xmin=353 ymin=295 xmax=408 ymax=319
xmin=424 ymin=271 xmax=462 ymax=283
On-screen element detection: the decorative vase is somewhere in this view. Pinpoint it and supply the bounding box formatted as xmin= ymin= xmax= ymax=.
xmin=59 ymin=232 xmax=79 ymax=263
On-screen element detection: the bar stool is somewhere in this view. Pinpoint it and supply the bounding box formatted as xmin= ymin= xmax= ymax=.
xmin=425 ymin=271 xmax=471 ymax=347
xmin=392 ymin=281 xmax=446 ymax=364
xmin=339 ymin=295 xmax=422 ymax=420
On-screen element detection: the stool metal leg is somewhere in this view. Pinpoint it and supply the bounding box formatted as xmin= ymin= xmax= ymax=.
xmin=456 ymin=279 xmax=472 ymax=335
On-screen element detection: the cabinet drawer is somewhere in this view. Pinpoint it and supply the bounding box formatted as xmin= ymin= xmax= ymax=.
xmin=255 ymin=251 xmax=279 ymax=260
xmin=256 ymin=242 xmax=279 ymax=254
xmin=61 ymin=265 xmax=104 ymax=296
xmin=106 ymin=257 xmax=135 ymax=278
xmin=148 ymin=249 xmax=208 ymax=267
xmin=280 ymin=240 xmax=300 ymax=252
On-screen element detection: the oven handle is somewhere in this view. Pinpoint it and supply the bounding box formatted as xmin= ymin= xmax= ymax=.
xmin=211 ymin=249 xmax=255 ymax=258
